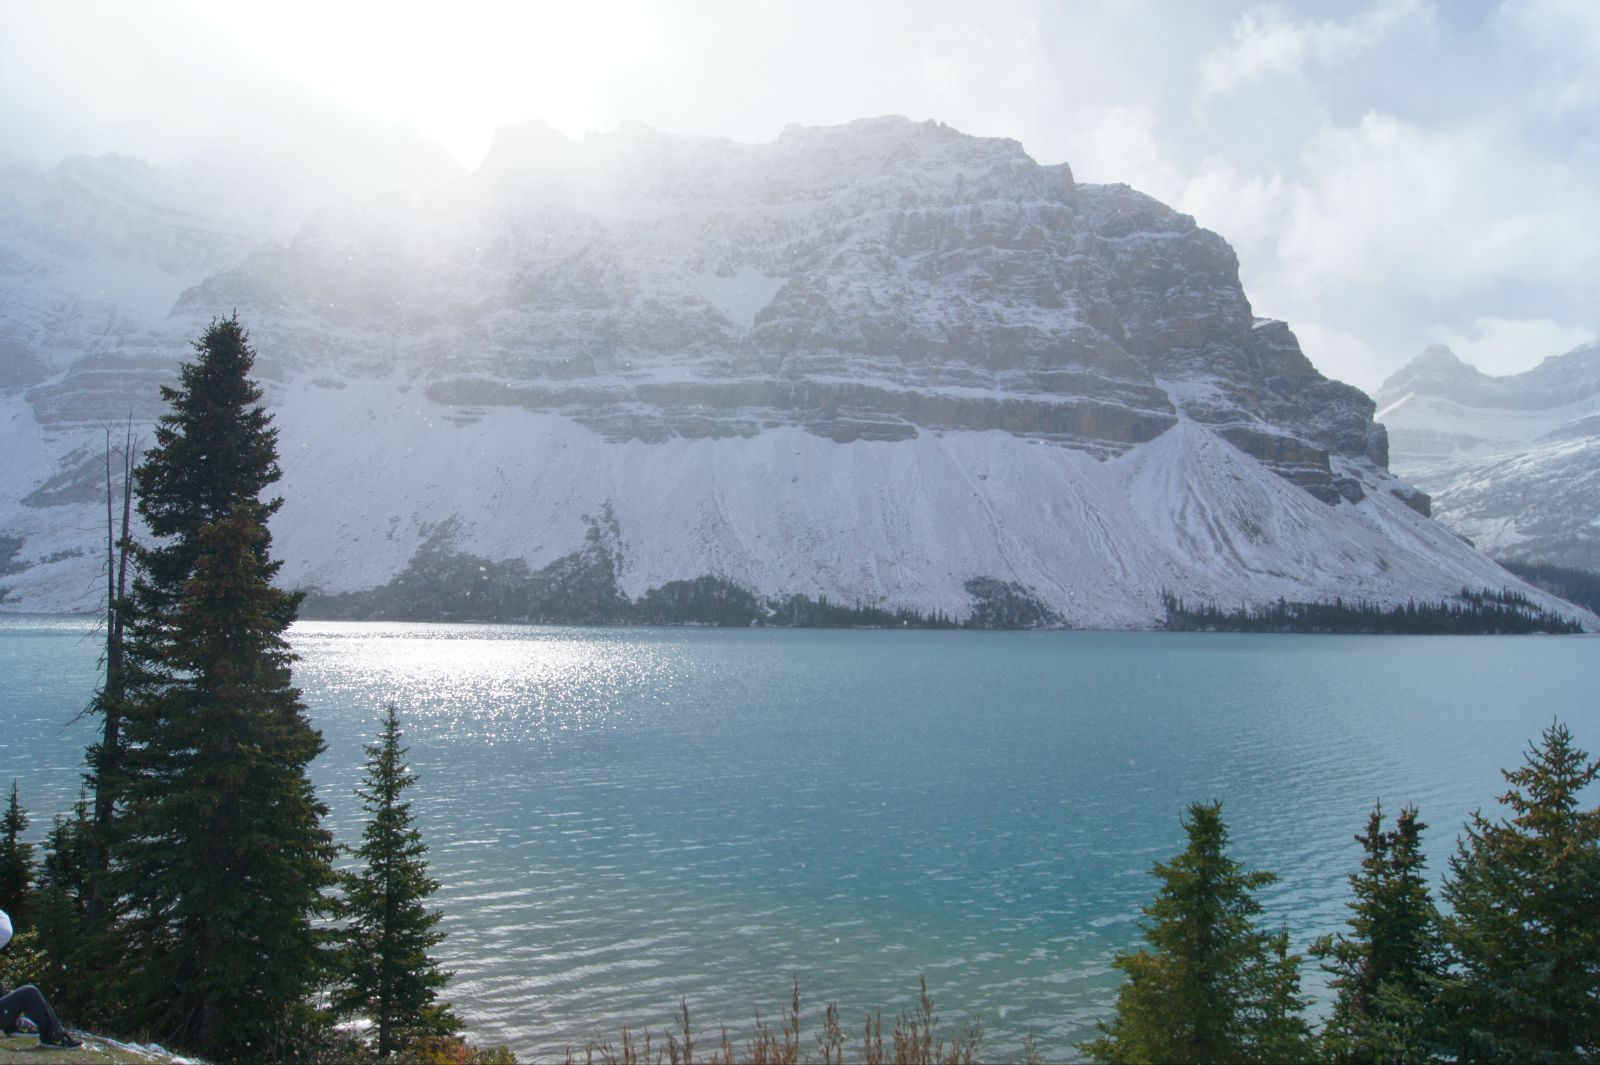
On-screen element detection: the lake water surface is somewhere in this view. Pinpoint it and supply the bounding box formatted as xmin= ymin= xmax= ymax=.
xmin=2 ymin=616 xmax=1597 ymax=1060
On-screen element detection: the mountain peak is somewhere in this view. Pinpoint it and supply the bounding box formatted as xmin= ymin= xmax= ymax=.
xmin=1417 ymin=343 xmax=1466 ymax=368
xmin=1381 ymin=339 xmax=1600 ymax=404
xmin=1374 ymin=344 xmax=1483 ymax=405
xmin=778 ymin=114 xmax=934 ymax=138
xmin=1382 ymin=333 xmax=1600 ymax=569
xmin=769 ymin=114 xmax=1054 ymax=179
xmin=5 ymin=114 xmax=1558 ymax=623
xmin=1537 ymin=337 xmax=1600 ymax=371
xmin=477 ymin=120 xmax=583 ymax=177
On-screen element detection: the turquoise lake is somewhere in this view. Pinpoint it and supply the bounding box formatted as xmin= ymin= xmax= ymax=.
xmin=1 ymin=616 xmax=1597 ymax=1061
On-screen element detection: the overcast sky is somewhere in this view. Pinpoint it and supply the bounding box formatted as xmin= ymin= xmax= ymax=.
xmin=3 ymin=0 xmax=1595 ymax=390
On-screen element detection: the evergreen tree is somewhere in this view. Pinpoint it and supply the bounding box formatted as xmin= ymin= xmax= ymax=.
xmin=114 ymin=316 xmax=337 ymax=1062
xmin=335 ymin=705 xmax=460 ymax=1058
xmin=1439 ymin=720 xmax=1600 ymax=1061
xmin=1251 ymin=927 xmax=1314 ymax=1064
xmin=1081 ymin=800 xmax=1310 ymax=1063
xmin=33 ymin=794 xmax=101 ymax=1018
xmin=0 ymin=780 xmax=35 ymax=925
xmin=1312 ymin=803 xmax=1445 ymax=1062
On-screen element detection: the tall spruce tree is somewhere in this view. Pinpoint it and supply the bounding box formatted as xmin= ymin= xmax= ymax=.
xmin=1439 ymin=721 xmax=1600 ymax=1061
xmin=1312 ymin=803 xmax=1445 ymax=1062
xmin=0 ymin=780 xmax=35 ymax=924
xmin=1081 ymin=800 xmax=1310 ymax=1063
xmin=335 ymin=705 xmax=460 ymax=1058
xmin=115 ymin=316 xmax=337 ymax=1062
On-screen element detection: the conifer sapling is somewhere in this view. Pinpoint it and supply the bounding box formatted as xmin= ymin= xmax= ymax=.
xmin=0 ymin=780 xmax=34 ymax=925
xmin=1081 ymin=800 xmax=1309 ymax=1063
xmin=336 ymin=704 xmax=460 ymax=1058
xmin=1312 ymin=802 xmax=1445 ymax=1062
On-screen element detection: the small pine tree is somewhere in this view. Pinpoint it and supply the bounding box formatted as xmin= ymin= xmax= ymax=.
xmin=0 ymin=780 xmax=35 ymax=925
xmin=1312 ymin=803 xmax=1445 ymax=1062
xmin=1252 ymin=927 xmax=1314 ymax=1064
xmin=335 ymin=705 xmax=460 ymax=1057
xmin=1439 ymin=720 xmax=1600 ymax=1061
xmin=32 ymin=793 xmax=101 ymax=1019
xmin=1081 ymin=800 xmax=1309 ymax=1063
xmin=0 ymin=928 xmax=45 ymax=993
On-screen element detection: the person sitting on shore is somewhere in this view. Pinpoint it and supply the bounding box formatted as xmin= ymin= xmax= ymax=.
xmin=0 ymin=908 xmax=82 ymax=1048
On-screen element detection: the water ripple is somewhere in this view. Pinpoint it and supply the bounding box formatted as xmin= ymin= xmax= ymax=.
xmin=3 ymin=620 xmax=1599 ymax=1061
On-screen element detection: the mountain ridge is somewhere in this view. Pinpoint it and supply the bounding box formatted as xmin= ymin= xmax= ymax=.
xmin=0 ymin=117 xmax=1584 ymax=627
xmin=1376 ymin=339 xmax=1600 ymax=570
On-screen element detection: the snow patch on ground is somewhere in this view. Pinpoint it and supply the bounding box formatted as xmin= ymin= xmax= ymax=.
xmin=1374 ymin=391 xmax=1412 ymax=423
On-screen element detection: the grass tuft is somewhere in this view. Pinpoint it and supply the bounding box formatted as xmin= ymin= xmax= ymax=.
xmin=566 ymin=977 xmax=984 ymax=1065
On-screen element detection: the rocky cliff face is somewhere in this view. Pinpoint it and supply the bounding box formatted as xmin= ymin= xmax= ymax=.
xmin=0 ymin=117 xmax=1572 ymax=626
xmin=1376 ymin=341 xmax=1600 ymax=570
xmin=0 ymin=154 xmax=262 ymax=404
xmin=188 ymin=119 xmax=1382 ymax=496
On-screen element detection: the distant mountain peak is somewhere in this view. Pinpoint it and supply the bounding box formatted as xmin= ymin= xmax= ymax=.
xmin=1538 ymin=337 xmax=1600 ymax=371
xmin=1418 ymin=343 xmax=1465 ymax=367
xmin=1375 ymin=345 xmax=1484 ymax=404
xmin=1379 ymin=338 xmax=1600 ymax=406
xmin=1380 ymin=338 xmax=1600 ymax=570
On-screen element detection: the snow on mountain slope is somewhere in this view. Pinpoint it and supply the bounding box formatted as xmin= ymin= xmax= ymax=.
xmin=1377 ymin=341 xmax=1600 ymax=569
xmin=1 ymin=117 xmax=1582 ymax=625
xmin=5 ymin=373 xmax=1572 ymax=628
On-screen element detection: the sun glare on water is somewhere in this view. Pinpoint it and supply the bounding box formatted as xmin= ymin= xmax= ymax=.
xmin=290 ymin=621 xmax=681 ymax=743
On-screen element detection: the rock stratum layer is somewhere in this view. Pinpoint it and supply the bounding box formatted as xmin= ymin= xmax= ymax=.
xmin=1377 ymin=342 xmax=1600 ymax=571
xmin=0 ymin=117 xmax=1578 ymax=627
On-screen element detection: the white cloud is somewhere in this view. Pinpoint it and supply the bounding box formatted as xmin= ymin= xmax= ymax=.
xmin=1148 ymin=108 xmax=1599 ymax=390
xmin=1200 ymin=0 xmax=1435 ymax=96
xmin=1176 ymin=159 xmax=1288 ymax=252
xmin=1430 ymin=317 xmax=1598 ymax=377
xmin=1494 ymin=0 xmax=1600 ymax=113
xmin=1281 ymin=114 xmax=1476 ymax=289
xmin=1274 ymin=111 xmax=1596 ymax=305
xmin=1279 ymin=320 xmax=1394 ymax=391
xmin=2 ymin=0 xmax=1596 ymax=395
xmin=182 ymin=0 xmax=661 ymax=165
xmin=1056 ymin=106 xmax=1184 ymax=196
xmin=1200 ymin=9 xmax=1309 ymax=94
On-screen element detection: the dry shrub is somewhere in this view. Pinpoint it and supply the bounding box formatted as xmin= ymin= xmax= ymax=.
xmin=565 ymin=977 xmax=985 ymax=1065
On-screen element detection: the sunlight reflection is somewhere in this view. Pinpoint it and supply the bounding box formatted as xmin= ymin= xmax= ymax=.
xmin=290 ymin=622 xmax=679 ymax=743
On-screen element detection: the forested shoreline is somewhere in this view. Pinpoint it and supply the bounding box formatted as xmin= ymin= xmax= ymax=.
xmin=1500 ymin=560 xmax=1600 ymax=617
xmin=1162 ymin=587 xmax=1584 ymax=634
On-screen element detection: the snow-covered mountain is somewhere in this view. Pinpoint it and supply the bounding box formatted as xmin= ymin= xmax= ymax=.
xmin=1376 ymin=342 xmax=1600 ymax=570
xmin=0 ymin=117 xmax=1580 ymax=626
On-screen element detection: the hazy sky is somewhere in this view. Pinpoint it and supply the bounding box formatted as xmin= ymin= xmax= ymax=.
xmin=3 ymin=0 xmax=1596 ymax=390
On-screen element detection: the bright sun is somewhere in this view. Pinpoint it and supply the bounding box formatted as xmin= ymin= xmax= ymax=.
xmin=182 ymin=0 xmax=659 ymax=166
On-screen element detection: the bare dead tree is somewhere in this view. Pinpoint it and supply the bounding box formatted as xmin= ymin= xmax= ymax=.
xmin=88 ymin=419 xmax=137 ymax=920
